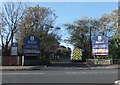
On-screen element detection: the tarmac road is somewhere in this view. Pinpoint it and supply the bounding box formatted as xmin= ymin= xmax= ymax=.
xmin=2 ymin=68 xmax=118 ymax=83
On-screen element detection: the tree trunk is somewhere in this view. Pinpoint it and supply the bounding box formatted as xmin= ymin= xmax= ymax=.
xmin=3 ymin=44 xmax=9 ymax=56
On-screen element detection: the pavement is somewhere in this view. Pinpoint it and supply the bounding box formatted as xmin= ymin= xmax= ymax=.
xmin=0 ymin=66 xmax=45 ymax=71
xmin=0 ymin=64 xmax=119 ymax=71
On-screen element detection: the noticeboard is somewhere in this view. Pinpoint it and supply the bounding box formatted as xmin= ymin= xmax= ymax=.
xmin=23 ymin=35 xmax=40 ymax=56
xmin=92 ymin=36 xmax=108 ymax=56
xmin=11 ymin=42 xmax=18 ymax=56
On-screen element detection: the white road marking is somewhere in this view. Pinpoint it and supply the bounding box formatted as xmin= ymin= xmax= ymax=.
xmin=65 ymin=72 xmax=77 ymax=74
xmin=2 ymin=71 xmax=117 ymax=75
xmin=82 ymin=72 xmax=86 ymax=74
xmin=65 ymin=71 xmax=116 ymax=75
xmin=2 ymin=73 xmax=45 ymax=75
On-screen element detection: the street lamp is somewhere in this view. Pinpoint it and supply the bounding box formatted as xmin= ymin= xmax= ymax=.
xmin=0 ymin=44 xmax=2 ymax=66
xmin=89 ymin=17 xmax=92 ymax=58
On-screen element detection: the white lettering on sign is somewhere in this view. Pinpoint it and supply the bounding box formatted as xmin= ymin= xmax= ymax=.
xmin=96 ymin=41 xmax=104 ymax=44
xmin=98 ymin=36 xmax=102 ymax=41
xmin=30 ymin=36 xmax=35 ymax=41
xmin=95 ymin=36 xmax=104 ymax=44
xmin=28 ymin=36 xmax=37 ymax=44
xmin=93 ymin=44 xmax=107 ymax=48
xmin=24 ymin=49 xmax=40 ymax=53
xmin=28 ymin=41 xmax=37 ymax=44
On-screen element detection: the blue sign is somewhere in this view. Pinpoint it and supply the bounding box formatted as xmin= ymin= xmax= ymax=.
xmin=92 ymin=36 xmax=108 ymax=45
xmin=92 ymin=36 xmax=109 ymax=56
xmin=23 ymin=35 xmax=40 ymax=56
xmin=12 ymin=42 xmax=18 ymax=47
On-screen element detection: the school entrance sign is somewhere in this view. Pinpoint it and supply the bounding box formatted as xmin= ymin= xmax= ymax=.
xmin=23 ymin=35 xmax=40 ymax=56
xmin=92 ymin=35 xmax=108 ymax=56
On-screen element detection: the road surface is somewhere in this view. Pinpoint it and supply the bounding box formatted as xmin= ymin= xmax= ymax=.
xmin=2 ymin=68 xmax=118 ymax=83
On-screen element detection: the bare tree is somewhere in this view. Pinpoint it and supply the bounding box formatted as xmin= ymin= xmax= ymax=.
xmin=1 ymin=2 xmax=25 ymax=55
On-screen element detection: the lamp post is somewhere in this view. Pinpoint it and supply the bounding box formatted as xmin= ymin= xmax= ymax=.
xmin=89 ymin=17 xmax=92 ymax=58
xmin=0 ymin=44 xmax=2 ymax=66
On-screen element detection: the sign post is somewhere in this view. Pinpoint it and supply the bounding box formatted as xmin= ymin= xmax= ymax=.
xmin=0 ymin=45 xmax=2 ymax=65
xmin=0 ymin=45 xmax=1 ymax=85
xmin=23 ymin=35 xmax=40 ymax=65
